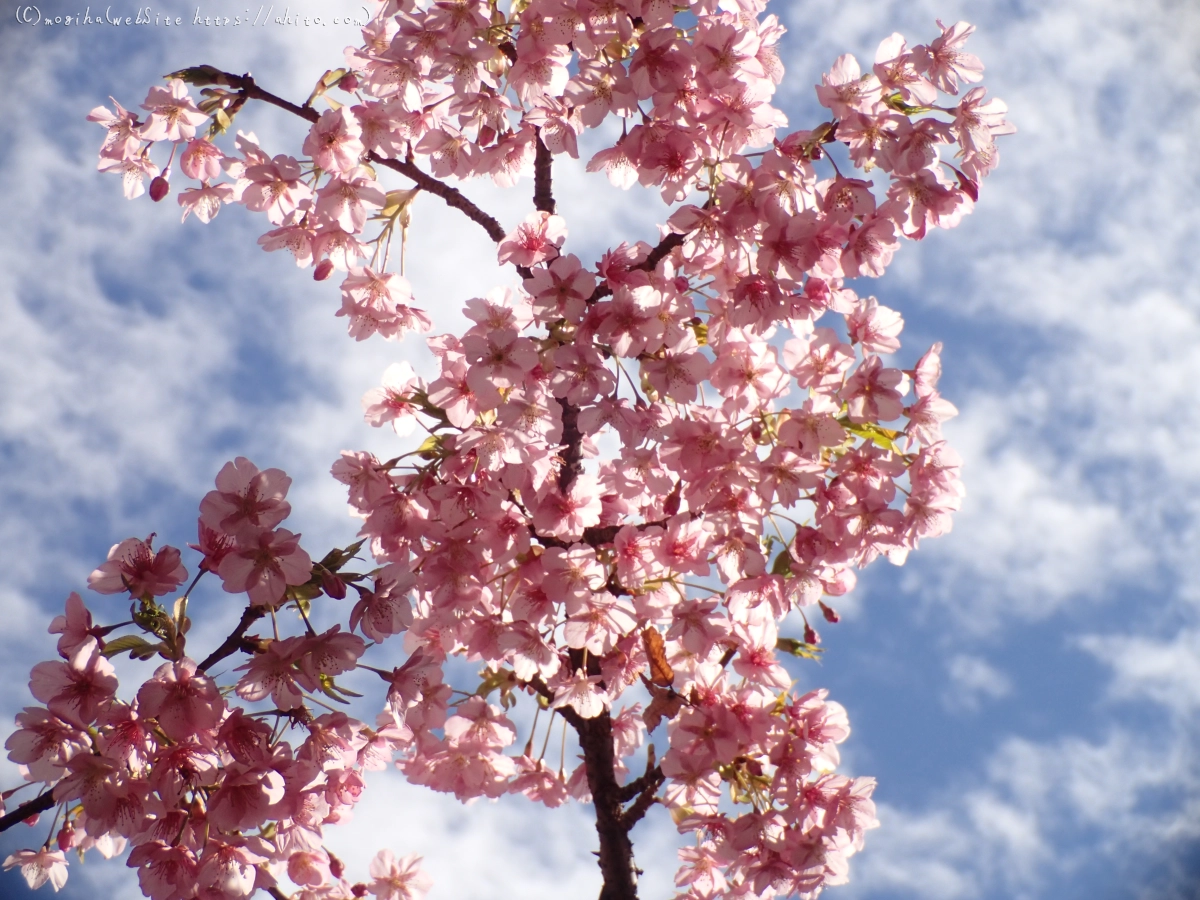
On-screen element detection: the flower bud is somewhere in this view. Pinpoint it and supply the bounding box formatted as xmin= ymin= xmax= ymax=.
xmin=313 ymin=259 xmax=335 ymax=281
xmin=339 ymin=73 xmax=359 ymax=92
xmin=149 ymin=176 xmax=170 ymax=202
xmin=351 ymin=885 xmax=369 ymax=898
xmin=818 ymin=600 xmax=840 ymax=624
xmin=804 ymin=622 xmax=820 ymax=645
xmin=321 ymin=567 xmax=347 ymax=599
xmin=56 ymin=824 xmax=74 ymax=852
xmin=329 ymin=852 xmax=345 ymax=880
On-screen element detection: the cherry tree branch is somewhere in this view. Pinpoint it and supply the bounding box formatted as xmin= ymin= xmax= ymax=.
xmin=370 ymin=152 xmax=506 ymax=243
xmin=533 ymin=131 xmax=555 ymax=215
xmin=198 ymin=605 xmax=265 ymax=673
xmin=577 ymin=712 xmax=641 ymax=900
xmin=586 ymin=231 xmax=688 ymax=304
xmin=522 ymin=676 xmax=584 ymax=730
xmin=184 ymin=69 xmax=507 ymax=244
xmin=556 ymin=398 xmax=585 ymax=493
xmin=615 ymin=763 xmax=663 ymax=804
xmin=0 ymin=790 xmax=56 ymax=835
xmin=619 ymin=772 xmax=663 ymax=830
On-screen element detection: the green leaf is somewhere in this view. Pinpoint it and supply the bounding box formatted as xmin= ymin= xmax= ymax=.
xmin=286 ymin=582 xmax=322 ymax=603
xmin=416 ymin=434 xmax=444 ymax=460
xmin=770 ymin=550 xmax=793 ymax=576
xmin=837 ymin=417 xmax=901 ymax=451
xmin=320 ymin=539 xmax=366 ymax=573
xmin=102 ymin=635 xmax=163 ymax=660
xmin=882 ymin=92 xmax=934 ymax=116
xmin=317 ymin=674 xmax=352 ymax=704
xmin=165 ymin=65 xmax=239 ymax=87
xmin=475 ymin=667 xmax=516 ymax=699
xmin=775 ymin=637 xmax=825 ymax=661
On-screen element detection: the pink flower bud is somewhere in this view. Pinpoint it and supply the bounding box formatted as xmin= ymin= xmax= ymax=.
xmin=320 ymin=567 xmax=347 ymax=599
xmin=56 ymin=824 xmax=74 ymax=852
xmin=819 ymin=601 xmax=840 ymax=624
xmin=804 ymin=622 xmax=821 ymax=645
xmin=149 ymin=175 xmax=170 ymax=202
xmin=339 ymin=73 xmax=359 ymax=92
xmin=314 ymin=259 xmax=335 ymax=281
xmin=329 ymin=853 xmax=346 ymax=880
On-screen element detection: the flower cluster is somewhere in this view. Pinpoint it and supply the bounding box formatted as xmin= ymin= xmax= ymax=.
xmin=4 ymin=472 xmax=427 ymax=900
xmin=1 ymin=1 xmax=1013 ymax=898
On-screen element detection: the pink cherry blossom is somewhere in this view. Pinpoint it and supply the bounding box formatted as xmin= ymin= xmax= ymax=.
xmin=47 ymin=592 xmax=95 ymax=659
xmin=914 ymin=20 xmax=985 ymax=95
xmin=87 ymin=535 xmax=187 ymax=599
xmin=218 ymin=527 xmax=313 ymax=608
xmin=135 ymin=659 xmax=225 ymax=741
xmin=200 ymin=457 xmax=292 ymax=539
xmin=138 ymin=79 xmax=207 ymax=142
xmin=3 ymin=849 xmax=68 ymax=892
xmin=28 ymin=638 xmax=118 ymax=727
xmin=303 ymin=108 xmax=366 ymax=175
xmin=551 ymin=670 xmax=608 ymax=719
xmin=368 ymin=851 xmax=433 ymax=900
xmin=88 ymin=98 xmax=141 ymax=160
xmin=240 ymin=154 xmax=312 ymax=225
xmin=4 ymin=707 xmax=88 ymax=783
xmin=362 ymin=362 xmax=425 ymax=435
xmin=497 ymin=211 xmax=568 ymax=267
xmin=178 ymin=182 xmax=234 ymax=223
xmin=533 ymin=474 xmax=603 ymax=541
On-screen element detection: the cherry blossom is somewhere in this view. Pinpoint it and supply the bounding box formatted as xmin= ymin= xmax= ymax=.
xmin=218 ymin=528 xmax=312 ymax=608
xmin=87 ymin=535 xmax=187 ymax=600
xmin=368 ymin=851 xmax=433 ymax=900
xmin=3 ymin=849 xmax=68 ymax=892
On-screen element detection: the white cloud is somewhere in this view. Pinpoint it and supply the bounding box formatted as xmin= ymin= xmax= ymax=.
xmin=942 ymin=654 xmax=1012 ymax=712
xmin=1077 ymin=630 xmax=1200 ymax=716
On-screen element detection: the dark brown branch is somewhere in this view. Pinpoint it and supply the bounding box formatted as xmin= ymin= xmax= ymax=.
xmin=577 ymin=712 xmax=640 ymax=900
xmin=533 ymin=131 xmax=556 ymax=215
xmin=369 ymin=152 xmax=506 ymax=243
xmin=522 ymin=676 xmax=584 ymax=730
xmin=641 ymin=231 xmax=687 ymax=274
xmin=0 ymin=790 xmax=56 ymax=835
xmin=529 ymin=510 xmax=701 ymax=553
xmin=264 ymin=886 xmax=291 ymax=900
xmin=556 ymin=398 xmax=585 ymax=493
xmin=221 ymin=72 xmax=319 ymax=123
xmin=587 ymin=231 xmax=689 ymax=304
xmin=616 ymin=763 xmax=663 ymax=804
xmin=191 ymin=70 xmax=507 ymax=245
xmin=620 ymin=773 xmax=663 ymax=830
xmin=198 ymin=605 xmax=265 ymax=673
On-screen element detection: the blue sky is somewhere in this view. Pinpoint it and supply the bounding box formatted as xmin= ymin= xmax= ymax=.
xmin=2 ymin=1 xmax=1199 ymax=898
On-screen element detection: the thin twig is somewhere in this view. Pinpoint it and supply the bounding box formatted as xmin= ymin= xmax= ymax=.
xmin=195 ymin=70 xmax=508 ymax=245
